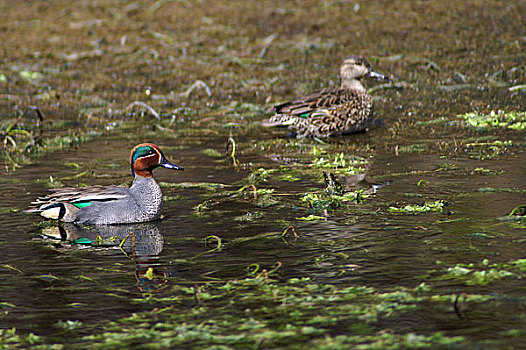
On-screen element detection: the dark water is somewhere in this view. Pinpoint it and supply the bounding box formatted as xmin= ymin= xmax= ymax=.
xmin=1 ymin=0 xmax=525 ymax=348
xmin=1 ymin=136 xmax=525 ymax=345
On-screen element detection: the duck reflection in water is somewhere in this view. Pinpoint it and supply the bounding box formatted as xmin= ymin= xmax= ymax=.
xmin=40 ymin=222 xmax=167 ymax=291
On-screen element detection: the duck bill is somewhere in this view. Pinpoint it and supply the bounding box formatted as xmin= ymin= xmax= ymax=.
xmin=368 ymin=70 xmax=389 ymax=81
xmin=160 ymin=157 xmax=184 ymax=170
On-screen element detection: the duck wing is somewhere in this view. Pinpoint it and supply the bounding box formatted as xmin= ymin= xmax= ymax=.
xmin=28 ymin=185 xmax=129 ymax=211
xmin=274 ymin=88 xmax=343 ymax=117
xmin=306 ymin=90 xmax=374 ymax=135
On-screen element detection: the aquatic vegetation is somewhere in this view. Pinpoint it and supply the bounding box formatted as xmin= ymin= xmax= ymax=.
xmin=302 ymin=190 xmax=369 ymax=213
xmin=258 ymin=138 xmax=317 ymax=153
xmin=497 ymin=205 xmax=526 ymax=228
xmin=478 ymin=187 xmax=525 ymax=193
xmin=435 ymin=217 xmax=469 ymax=224
xmin=0 ymin=207 xmax=20 ymax=214
xmin=234 ymin=211 xmax=265 ymax=222
xmin=436 ymin=162 xmax=457 ymax=171
xmin=464 ymin=139 xmax=513 ymax=148
xmin=201 ymin=148 xmax=223 ymax=157
xmin=0 ymin=328 xmax=42 ymax=348
xmin=414 ymin=116 xmax=460 ymax=127
xmin=297 ymin=214 xmax=326 ymax=221
xmin=388 ymin=200 xmax=446 ymax=214
xmin=470 ymin=167 xmax=503 ymax=175
xmin=1 ymin=107 xmax=43 ymax=170
xmin=1 ymin=0 xmax=526 ymax=348
xmin=246 ymin=167 xmax=276 ymax=186
xmin=57 ymin=320 xmax=83 ymax=330
xmin=277 ymin=173 xmax=301 ymax=182
xmin=312 ymin=152 xmax=369 ymax=175
xmin=508 ymin=205 xmax=526 ymax=216
xmin=396 ymin=143 xmax=427 ymax=154
xmin=62 ymin=277 xmax=468 ymax=349
xmin=124 ymin=101 xmax=161 ymax=120
xmin=463 ymin=139 xmax=514 ymax=160
xmin=431 ymin=258 xmax=525 ymax=286
xmin=298 ymin=171 xmax=369 ymax=217
xmin=220 ymin=100 xmax=266 ymax=118
xmin=1 ymin=107 xmax=99 ymax=171
xmin=18 ymin=70 xmax=44 ymax=83
xmin=459 ymin=110 xmax=526 ymax=130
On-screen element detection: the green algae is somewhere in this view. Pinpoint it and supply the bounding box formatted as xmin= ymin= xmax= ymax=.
xmin=297 ymin=214 xmax=327 ymax=221
xmin=2 ymin=126 xmax=98 ymax=170
xmin=278 ymin=173 xmax=302 ymax=182
xmin=429 ymin=258 xmax=526 ymax=286
xmin=312 ymin=152 xmax=369 ymax=175
xmin=460 ymin=110 xmax=526 ymax=130
xmin=49 ymin=277 xmax=468 ymax=349
xmin=56 ymin=320 xmax=83 ymax=331
xmin=202 ymin=148 xmax=223 ymax=157
xmin=302 ymin=190 xmax=369 ymax=214
xmin=388 ymin=200 xmax=445 ymax=214
xmin=471 ymin=167 xmax=503 ymax=175
xmin=0 ymin=328 xmax=42 ymax=348
xmin=0 ymin=207 xmax=20 ymax=214
xmin=478 ymin=187 xmax=526 ymax=193
xmin=396 ymin=143 xmax=427 ymax=154
xmin=464 ymin=139 xmax=515 ymax=160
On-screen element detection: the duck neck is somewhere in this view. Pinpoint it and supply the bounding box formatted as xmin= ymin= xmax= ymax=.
xmin=132 ymin=165 xmax=153 ymax=178
xmin=130 ymin=175 xmax=163 ymax=214
xmin=341 ymin=78 xmax=366 ymax=92
xmin=131 ymin=174 xmax=159 ymax=189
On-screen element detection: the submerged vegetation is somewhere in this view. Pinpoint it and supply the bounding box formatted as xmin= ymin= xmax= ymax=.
xmin=3 ymin=255 xmax=525 ymax=349
xmin=1 ymin=107 xmax=103 ymax=172
xmin=0 ymin=276 xmax=471 ymax=349
xmin=431 ymin=258 xmax=526 ymax=286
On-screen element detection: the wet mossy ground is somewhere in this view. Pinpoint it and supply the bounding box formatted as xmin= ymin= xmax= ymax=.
xmin=1 ymin=0 xmax=525 ymax=349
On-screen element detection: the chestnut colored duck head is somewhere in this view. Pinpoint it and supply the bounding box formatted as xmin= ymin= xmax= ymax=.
xmin=130 ymin=143 xmax=183 ymax=178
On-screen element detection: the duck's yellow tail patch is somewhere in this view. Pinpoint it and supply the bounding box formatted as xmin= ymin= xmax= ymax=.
xmin=39 ymin=203 xmax=65 ymax=220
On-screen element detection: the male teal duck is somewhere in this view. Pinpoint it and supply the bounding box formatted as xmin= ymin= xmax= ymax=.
xmin=28 ymin=143 xmax=183 ymax=225
xmin=263 ymin=55 xmax=386 ymax=138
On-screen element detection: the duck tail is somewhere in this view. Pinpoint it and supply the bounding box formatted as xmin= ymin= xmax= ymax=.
xmin=262 ymin=115 xmax=297 ymax=127
xmin=39 ymin=203 xmax=80 ymax=222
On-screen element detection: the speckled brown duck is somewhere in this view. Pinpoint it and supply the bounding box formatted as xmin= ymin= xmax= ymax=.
xmin=263 ymin=55 xmax=386 ymax=138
